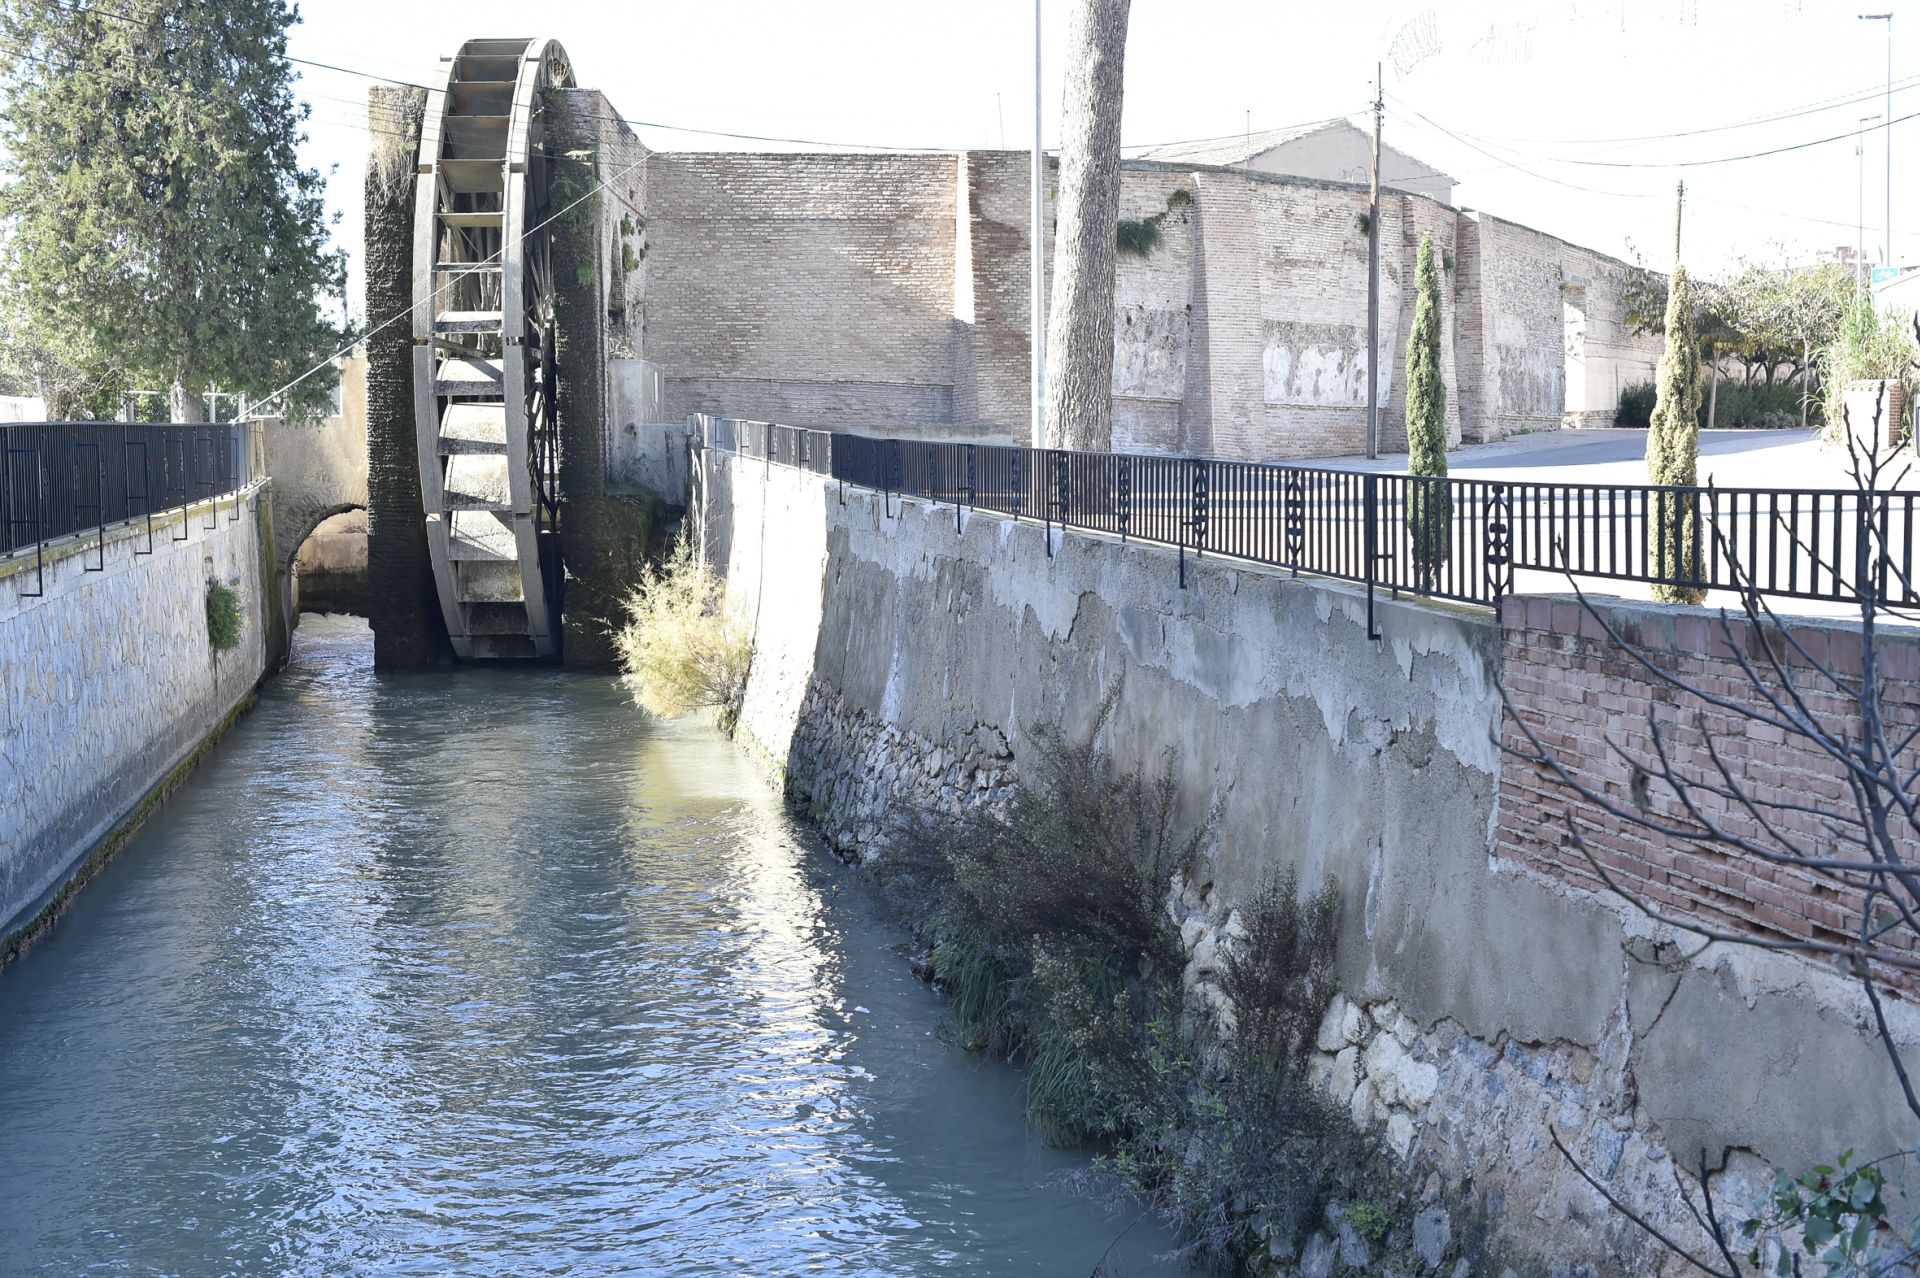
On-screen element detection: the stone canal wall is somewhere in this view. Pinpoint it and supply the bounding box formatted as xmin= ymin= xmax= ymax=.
xmin=701 ymin=445 xmax=1919 ymax=1272
xmin=0 ymin=486 xmax=272 ymax=949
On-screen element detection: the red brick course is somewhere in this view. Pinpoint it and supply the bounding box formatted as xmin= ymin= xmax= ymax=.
xmin=1496 ymin=598 xmax=1920 ymax=983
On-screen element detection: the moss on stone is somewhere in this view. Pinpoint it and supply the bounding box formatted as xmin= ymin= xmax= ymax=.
xmin=362 ymin=86 xmax=448 ymax=669
xmin=547 ymin=93 xmax=665 ymax=670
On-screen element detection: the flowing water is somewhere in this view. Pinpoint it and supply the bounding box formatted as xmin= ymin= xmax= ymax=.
xmin=0 ymin=615 xmax=1183 ymax=1277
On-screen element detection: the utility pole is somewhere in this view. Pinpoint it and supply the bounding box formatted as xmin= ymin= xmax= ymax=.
xmin=1030 ymin=0 xmax=1047 ymax=447
xmin=1366 ymin=63 xmax=1382 ymax=460
xmin=1862 ymin=13 xmax=1894 ymax=273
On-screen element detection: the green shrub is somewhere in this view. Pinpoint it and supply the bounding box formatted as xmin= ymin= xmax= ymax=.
xmin=878 ymin=702 xmax=1395 ymax=1268
xmin=614 ymin=534 xmax=751 ymax=732
xmin=1700 ymin=378 xmax=1810 ymax=428
xmin=1615 ymin=380 xmax=1657 ymax=427
xmin=205 ymin=580 xmax=242 ymax=653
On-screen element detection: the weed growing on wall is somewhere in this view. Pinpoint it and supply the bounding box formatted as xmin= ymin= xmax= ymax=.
xmin=205 ymin=580 xmax=243 ymax=653
xmin=1115 ymin=217 xmax=1161 ymax=258
xmin=875 ymin=705 xmax=1407 ymax=1268
xmin=615 ymin=535 xmax=751 ymax=732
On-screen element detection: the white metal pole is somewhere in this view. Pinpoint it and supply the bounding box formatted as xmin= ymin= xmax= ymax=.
xmin=1860 ymin=114 xmax=1879 ymax=290
xmin=1030 ymin=0 xmax=1046 ymax=447
xmin=1366 ymin=64 xmax=1382 ymax=460
xmin=1862 ymin=14 xmax=1894 ymax=272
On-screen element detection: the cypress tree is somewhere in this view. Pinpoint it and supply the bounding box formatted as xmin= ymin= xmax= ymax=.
xmin=0 ymin=0 xmax=344 ymax=419
xmin=1646 ymin=264 xmax=1705 ymax=604
xmin=1405 ymin=235 xmax=1450 ymax=578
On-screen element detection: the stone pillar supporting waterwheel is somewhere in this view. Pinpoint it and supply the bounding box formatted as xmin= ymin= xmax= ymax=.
xmin=411 ymin=38 xmax=573 ymax=659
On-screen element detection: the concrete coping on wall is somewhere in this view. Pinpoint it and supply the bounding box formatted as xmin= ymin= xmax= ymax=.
xmin=0 ymin=481 xmax=267 ymax=596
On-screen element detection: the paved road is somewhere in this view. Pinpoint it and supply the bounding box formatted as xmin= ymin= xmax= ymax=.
xmin=1306 ymin=427 xmax=1909 ymax=492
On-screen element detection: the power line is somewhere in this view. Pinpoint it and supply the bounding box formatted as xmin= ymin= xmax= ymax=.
xmin=1392 ymin=87 xmax=1919 ymax=172
xmin=1472 ymin=71 xmax=1920 ymax=148
xmin=1383 ymin=93 xmax=1655 ymax=198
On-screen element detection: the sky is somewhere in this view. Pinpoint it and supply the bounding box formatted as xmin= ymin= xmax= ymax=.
xmin=285 ymin=0 xmax=1920 ymax=319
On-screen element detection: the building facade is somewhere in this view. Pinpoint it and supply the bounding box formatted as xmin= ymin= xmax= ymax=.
xmin=561 ymin=90 xmax=1660 ymax=463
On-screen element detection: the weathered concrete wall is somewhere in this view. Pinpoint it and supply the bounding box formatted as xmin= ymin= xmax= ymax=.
xmin=701 ymin=445 xmax=1919 ymax=1272
xmin=0 ymin=486 xmax=270 ymax=949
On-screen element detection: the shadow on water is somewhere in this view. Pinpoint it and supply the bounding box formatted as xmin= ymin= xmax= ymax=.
xmin=0 ymin=614 xmax=1186 ymax=1276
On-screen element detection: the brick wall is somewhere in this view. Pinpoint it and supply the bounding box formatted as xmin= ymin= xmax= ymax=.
xmin=645 ymin=152 xmax=960 ymax=429
xmin=1458 ymin=213 xmax=1662 ymax=440
xmin=1112 ymin=171 xmax=1196 ymax=454
xmin=622 ymin=142 xmax=1652 ymax=459
xmin=962 ymin=151 xmax=1043 ymax=440
xmin=1497 ymin=596 xmax=1920 ymax=976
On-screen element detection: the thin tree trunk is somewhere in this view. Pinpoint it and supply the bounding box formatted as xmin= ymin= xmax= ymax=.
xmin=1043 ymin=0 xmax=1131 ymax=453
xmin=1706 ymin=351 xmax=1718 ymax=428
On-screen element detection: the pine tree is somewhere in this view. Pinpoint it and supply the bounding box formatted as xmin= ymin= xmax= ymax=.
xmin=1647 ymin=263 xmax=1705 ymax=604
xmin=1404 ymin=234 xmax=1449 ymax=577
xmin=0 ymin=0 xmax=344 ymax=420
xmin=1043 ymin=0 xmax=1132 ymax=451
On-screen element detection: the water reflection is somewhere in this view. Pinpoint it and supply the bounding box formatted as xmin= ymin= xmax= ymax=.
xmin=0 ymin=615 xmax=1182 ymax=1276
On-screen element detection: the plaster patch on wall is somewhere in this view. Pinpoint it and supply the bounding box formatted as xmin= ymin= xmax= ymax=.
xmin=1496 ymin=344 xmax=1563 ymax=417
xmin=1112 ymin=305 xmax=1188 ymax=400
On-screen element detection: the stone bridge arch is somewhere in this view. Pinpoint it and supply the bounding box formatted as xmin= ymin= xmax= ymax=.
xmin=258 ymin=370 xmax=369 ymax=641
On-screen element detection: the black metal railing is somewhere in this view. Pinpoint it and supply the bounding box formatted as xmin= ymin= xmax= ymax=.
xmin=1 ymin=421 xmax=256 ymax=582
xmin=698 ymin=417 xmax=1918 ymax=625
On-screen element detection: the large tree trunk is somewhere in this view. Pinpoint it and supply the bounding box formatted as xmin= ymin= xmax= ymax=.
xmin=1042 ymin=0 xmax=1131 ymax=452
xmin=168 ymin=381 xmax=209 ymax=423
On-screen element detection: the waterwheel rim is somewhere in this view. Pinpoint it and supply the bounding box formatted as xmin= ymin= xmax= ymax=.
xmin=411 ymin=38 xmax=574 ymax=660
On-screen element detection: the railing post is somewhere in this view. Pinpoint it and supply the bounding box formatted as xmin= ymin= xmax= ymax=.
xmin=1364 ymin=472 xmax=1380 ymax=640
xmin=1485 ymin=482 xmax=1513 ymax=604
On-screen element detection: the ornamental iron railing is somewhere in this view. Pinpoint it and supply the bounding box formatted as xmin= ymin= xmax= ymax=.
xmin=0 ymin=421 xmax=257 ymax=595
xmin=702 ymin=416 xmax=1917 ymax=634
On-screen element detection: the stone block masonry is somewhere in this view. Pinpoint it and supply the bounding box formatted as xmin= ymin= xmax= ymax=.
xmin=0 ymin=487 xmax=271 ymax=950
xmin=701 ymin=445 xmax=1919 ymax=1273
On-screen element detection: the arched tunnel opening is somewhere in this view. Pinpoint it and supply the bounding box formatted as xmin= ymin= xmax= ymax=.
xmin=288 ymin=505 xmax=369 ymax=623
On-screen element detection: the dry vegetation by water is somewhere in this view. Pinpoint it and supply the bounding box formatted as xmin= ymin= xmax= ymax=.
xmin=614 ymin=536 xmax=751 ymax=731
xmin=872 ymin=704 xmax=1412 ymax=1270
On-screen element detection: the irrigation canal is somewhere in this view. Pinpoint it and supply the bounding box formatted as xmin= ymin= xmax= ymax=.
xmin=0 ymin=615 xmax=1181 ymax=1276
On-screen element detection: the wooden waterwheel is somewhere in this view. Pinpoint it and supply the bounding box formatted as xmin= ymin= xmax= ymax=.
xmin=412 ymin=37 xmax=573 ymax=659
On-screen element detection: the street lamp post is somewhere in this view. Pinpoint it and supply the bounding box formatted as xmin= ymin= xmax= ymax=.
xmin=1862 ymin=13 xmax=1893 ymax=274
